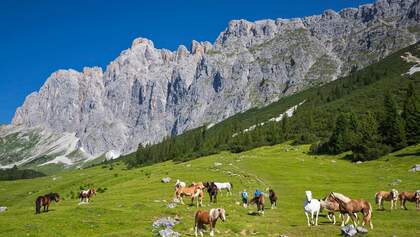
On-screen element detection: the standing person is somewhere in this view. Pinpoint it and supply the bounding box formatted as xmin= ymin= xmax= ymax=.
xmin=254 ymin=189 xmax=262 ymax=199
xmin=241 ymin=189 xmax=249 ymax=208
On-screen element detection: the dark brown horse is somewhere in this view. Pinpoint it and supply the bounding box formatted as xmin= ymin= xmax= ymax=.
xmin=268 ymin=188 xmax=278 ymax=209
xmin=251 ymin=195 xmax=265 ymax=215
xmin=204 ymin=182 xmax=218 ymax=204
xmin=35 ymin=193 xmax=60 ymax=214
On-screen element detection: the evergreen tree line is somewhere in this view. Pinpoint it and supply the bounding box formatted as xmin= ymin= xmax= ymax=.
xmin=123 ymin=45 xmax=420 ymax=168
xmin=0 ymin=165 xmax=46 ymax=180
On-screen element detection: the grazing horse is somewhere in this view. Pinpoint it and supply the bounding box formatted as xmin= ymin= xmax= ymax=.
xmin=175 ymin=183 xmax=204 ymax=207
xmin=303 ymin=191 xmax=320 ymax=227
xmin=35 ymin=193 xmax=60 ymax=214
xmin=398 ymin=190 xmax=420 ymax=210
xmin=331 ymin=192 xmax=373 ymax=229
xmin=204 ymin=182 xmax=218 ymax=203
xmin=214 ymin=182 xmax=233 ymax=196
xmin=375 ymin=189 xmax=398 ymax=210
xmin=321 ymin=192 xmax=357 ymax=226
xmin=175 ymin=179 xmax=186 ymax=190
xmin=79 ymin=188 xmax=96 ymax=203
xmin=194 ymin=208 xmax=226 ymax=237
xmin=251 ymin=194 xmax=265 ymax=215
xmin=268 ymin=188 xmax=278 ymax=209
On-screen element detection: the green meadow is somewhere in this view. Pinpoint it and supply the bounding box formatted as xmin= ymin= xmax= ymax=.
xmin=0 ymin=143 xmax=419 ymax=237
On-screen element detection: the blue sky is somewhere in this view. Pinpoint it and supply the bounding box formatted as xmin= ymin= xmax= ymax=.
xmin=0 ymin=0 xmax=373 ymax=124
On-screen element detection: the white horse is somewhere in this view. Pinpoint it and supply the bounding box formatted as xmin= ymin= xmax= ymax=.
xmin=214 ymin=182 xmax=233 ymax=196
xmin=174 ymin=179 xmax=186 ymax=190
xmin=304 ymin=190 xmax=321 ymax=227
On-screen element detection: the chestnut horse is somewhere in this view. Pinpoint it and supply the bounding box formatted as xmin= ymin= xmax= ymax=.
xmin=398 ymin=190 xmax=420 ymax=210
xmin=321 ymin=192 xmax=357 ymax=226
xmin=331 ymin=192 xmax=373 ymax=229
xmin=79 ymin=188 xmax=96 ymax=203
xmin=175 ymin=183 xmax=204 ymax=207
xmin=251 ymin=194 xmax=265 ymax=215
xmin=35 ymin=193 xmax=60 ymax=214
xmin=375 ymin=189 xmax=398 ymax=210
xmin=194 ymin=208 xmax=226 ymax=237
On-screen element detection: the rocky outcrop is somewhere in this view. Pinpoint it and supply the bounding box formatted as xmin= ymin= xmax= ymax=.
xmin=3 ymin=0 xmax=420 ymax=166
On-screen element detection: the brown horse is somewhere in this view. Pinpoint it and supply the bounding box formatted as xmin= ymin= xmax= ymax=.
xmin=375 ymin=189 xmax=398 ymax=210
xmin=35 ymin=193 xmax=60 ymax=214
xmin=204 ymin=182 xmax=218 ymax=204
xmin=398 ymin=191 xmax=420 ymax=210
xmin=268 ymin=188 xmax=277 ymax=209
xmin=251 ymin=195 xmax=265 ymax=215
xmin=321 ymin=192 xmax=356 ymax=226
xmin=194 ymin=208 xmax=226 ymax=236
xmin=331 ymin=192 xmax=373 ymax=229
xmin=175 ymin=183 xmax=204 ymax=207
xmin=79 ymin=188 xmax=97 ymax=203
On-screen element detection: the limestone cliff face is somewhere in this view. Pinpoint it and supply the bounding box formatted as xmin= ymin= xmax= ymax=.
xmin=6 ymin=0 xmax=420 ymax=164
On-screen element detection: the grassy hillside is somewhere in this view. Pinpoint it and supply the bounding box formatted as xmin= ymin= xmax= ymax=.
xmin=0 ymin=143 xmax=419 ymax=236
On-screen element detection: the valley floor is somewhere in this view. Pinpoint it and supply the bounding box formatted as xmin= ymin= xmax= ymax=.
xmin=0 ymin=143 xmax=419 ymax=236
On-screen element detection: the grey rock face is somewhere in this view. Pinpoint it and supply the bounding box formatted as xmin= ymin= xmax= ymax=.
xmin=5 ymin=0 xmax=420 ymax=164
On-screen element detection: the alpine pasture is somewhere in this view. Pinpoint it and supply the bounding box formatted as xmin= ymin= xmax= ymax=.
xmin=0 ymin=143 xmax=419 ymax=236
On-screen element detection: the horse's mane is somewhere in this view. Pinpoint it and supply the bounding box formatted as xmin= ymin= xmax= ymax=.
xmin=209 ymin=208 xmax=224 ymax=221
xmin=331 ymin=192 xmax=351 ymax=203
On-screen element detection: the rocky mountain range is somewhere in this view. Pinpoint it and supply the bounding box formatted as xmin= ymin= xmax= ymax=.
xmin=1 ymin=0 xmax=420 ymax=168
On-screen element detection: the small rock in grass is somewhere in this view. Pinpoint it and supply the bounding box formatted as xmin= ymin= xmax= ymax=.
xmin=331 ymin=160 xmax=336 ymax=163
xmin=356 ymin=161 xmax=363 ymax=164
xmin=153 ymin=216 xmax=180 ymax=229
xmin=390 ymin=179 xmax=402 ymax=186
xmin=409 ymin=164 xmax=420 ymax=172
xmin=161 ymin=177 xmax=171 ymax=183
xmin=214 ymin=162 xmax=222 ymax=167
xmin=0 ymin=207 xmax=7 ymax=212
xmin=356 ymin=226 xmax=368 ymax=234
xmin=341 ymin=224 xmax=357 ymax=237
xmin=159 ymin=228 xmax=180 ymax=237
xmin=186 ymin=164 xmax=191 ymax=167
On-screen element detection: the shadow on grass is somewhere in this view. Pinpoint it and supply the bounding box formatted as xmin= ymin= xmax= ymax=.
xmin=247 ymin=211 xmax=263 ymax=216
xmin=395 ymin=150 xmax=420 ymax=157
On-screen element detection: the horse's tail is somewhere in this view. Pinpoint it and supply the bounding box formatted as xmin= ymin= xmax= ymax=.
xmin=229 ymin=182 xmax=233 ymax=191
xmin=367 ymin=202 xmax=373 ymax=229
xmin=194 ymin=210 xmax=202 ymax=227
xmin=35 ymin=197 xmax=41 ymax=214
xmin=374 ymin=192 xmax=379 ymax=204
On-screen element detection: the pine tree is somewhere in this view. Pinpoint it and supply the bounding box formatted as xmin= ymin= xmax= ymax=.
xmin=352 ymin=112 xmax=388 ymax=161
xmin=327 ymin=112 xmax=360 ymax=153
xmin=402 ymin=83 xmax=420 ymax=145
xmin=380 ymin=93 xmax=406 ymax=150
